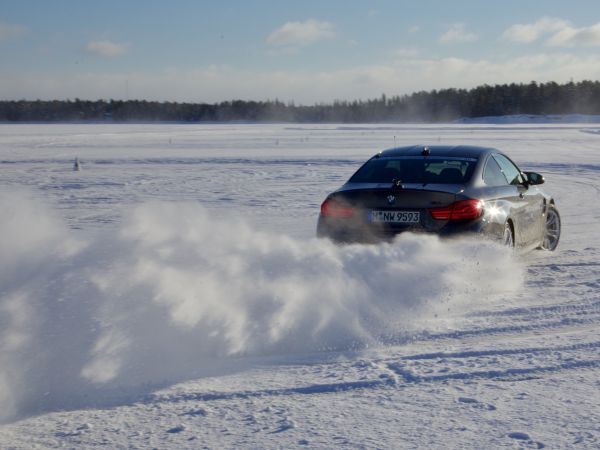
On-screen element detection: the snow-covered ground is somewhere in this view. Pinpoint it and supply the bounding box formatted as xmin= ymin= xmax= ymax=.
xmin=0 ymin=123 xmax=599 ymax=449
xmin=456 ymin=114 xmax=600 ymax=124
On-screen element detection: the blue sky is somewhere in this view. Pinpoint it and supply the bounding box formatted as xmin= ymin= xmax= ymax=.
xmin=2 ymin=0 xmax=600 ymax=103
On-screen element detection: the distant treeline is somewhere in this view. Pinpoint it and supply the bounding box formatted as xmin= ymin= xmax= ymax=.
xmin=2 ymin=80 xmax=600 ymax=123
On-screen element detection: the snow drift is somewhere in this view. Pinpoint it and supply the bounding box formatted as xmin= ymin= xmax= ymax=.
xmin=0 ymin=190 xmax=523 ymax=422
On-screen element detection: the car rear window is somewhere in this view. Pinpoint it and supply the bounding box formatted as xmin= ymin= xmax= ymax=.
xmin=349 ymin=157 xmax=477 ymax=184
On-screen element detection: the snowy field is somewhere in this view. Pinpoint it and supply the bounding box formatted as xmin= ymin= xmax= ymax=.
xmin=0 ymin=123 xmax=599 ymax=449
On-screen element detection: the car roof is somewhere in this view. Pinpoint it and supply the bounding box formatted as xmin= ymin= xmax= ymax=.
xmin=379 ymin=145 xmax=496 ymax=158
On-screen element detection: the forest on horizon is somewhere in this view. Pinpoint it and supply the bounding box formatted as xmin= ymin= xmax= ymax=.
xmin=2 ymin=80 xmax=600 ymax=123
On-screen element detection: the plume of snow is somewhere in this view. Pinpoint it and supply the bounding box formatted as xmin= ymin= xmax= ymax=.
xmin=0 ymin=191 xmax=522 ymax=422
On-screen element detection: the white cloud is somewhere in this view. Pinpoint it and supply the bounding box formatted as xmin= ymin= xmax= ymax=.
xmin=439 ymin=23 xmax=478 ymax=44
xmin=0 ymin=22 xmax=26 ymax=41
xmin=546 ymin=22 xmax=600 ymax=47
xmin=502 ymin=17 xmax=571 ymax=43
xmin=266 ymin=19 xmax=335 ymax=47
xmin=502 ymin=17 xmax=600 ymax=47
xmin=395 ymin=47 xmax=420 ymax=57
xmin=85 ymin=40 xmax=128 ymax=57
xmin=3 ymin=53 xmax=600 ymax=104
xmin=408 ymin=25 xmax=420 ymax=34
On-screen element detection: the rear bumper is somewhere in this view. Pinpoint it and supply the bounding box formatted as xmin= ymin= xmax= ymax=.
xmin=317 ymin=215 xmax=497 ymax=244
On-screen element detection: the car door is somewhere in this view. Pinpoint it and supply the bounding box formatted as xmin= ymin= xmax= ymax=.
xmin=481 ymin=155 xmax=524 ymax=242
xmin=492 ymin=153 xmax=544 ymax=247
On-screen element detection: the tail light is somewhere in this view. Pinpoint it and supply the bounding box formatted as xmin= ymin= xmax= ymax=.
xmin=320 ymin=198 xmax=354 ymax=218
xmin=429 ymin=199 xmax=483 ymax=221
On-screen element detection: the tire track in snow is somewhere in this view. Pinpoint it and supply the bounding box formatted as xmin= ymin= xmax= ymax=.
xmin=147 ymin=355 xmax=600 ymax=406
xmin=401 ymin=338 xmax=600 ymax=361
xmin=148 ymin=335 xmax=600 ymax=406
xmin=379 ymin=298 xmax=600 ymax=347
xmin=387 ymin=359 xmax=600 ymax=384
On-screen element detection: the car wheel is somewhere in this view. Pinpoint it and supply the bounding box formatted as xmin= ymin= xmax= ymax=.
xmin=541 ymin=205 xmax=561 ymax=251
xmin=503 ymin=222 xmax=514 ymax=248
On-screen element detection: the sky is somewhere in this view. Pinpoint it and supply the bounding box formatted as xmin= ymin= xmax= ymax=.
xmin=2 ymin=0 xmax=600 ymax=104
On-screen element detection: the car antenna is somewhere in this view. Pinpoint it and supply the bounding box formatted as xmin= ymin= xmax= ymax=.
xmin=420 ymin=147 xmax=430 ymax=187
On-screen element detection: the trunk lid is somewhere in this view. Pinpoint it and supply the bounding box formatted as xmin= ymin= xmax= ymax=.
xmin=330 ymin=184 xmax=464 ymax=235
xmin=335 ymin=183 xmax=460 ymax=209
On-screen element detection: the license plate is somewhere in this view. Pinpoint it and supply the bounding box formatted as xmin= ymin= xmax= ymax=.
xmin=369 ymin=210 xmax=420 ymax=223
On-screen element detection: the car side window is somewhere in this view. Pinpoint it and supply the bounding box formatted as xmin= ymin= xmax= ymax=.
xmin=493 ymin=154 xmax=524 ymax=185
xmin=483 ymin=156 xmax=508 ymax=186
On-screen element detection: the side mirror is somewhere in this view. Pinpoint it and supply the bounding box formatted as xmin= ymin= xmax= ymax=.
xmin=524 ymin=171 xmax=545 ymax=185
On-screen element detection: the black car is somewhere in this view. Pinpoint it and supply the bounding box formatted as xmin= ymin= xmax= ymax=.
xmin=317 ymin=145 xmax=560 ymax=251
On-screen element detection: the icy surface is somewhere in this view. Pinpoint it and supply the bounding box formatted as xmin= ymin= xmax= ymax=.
xmin=456 ymin=113 xmax=600 ymax=124
xmin=1 ymin=123 xmax=600 ymax=449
